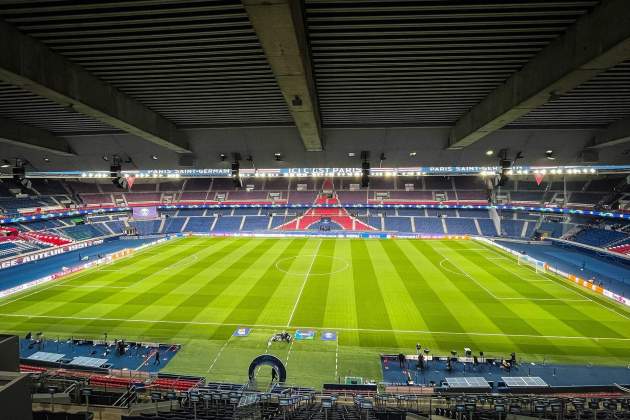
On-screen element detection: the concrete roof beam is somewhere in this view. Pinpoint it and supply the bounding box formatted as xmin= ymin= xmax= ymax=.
xmin=0 ymin=20 xmax=190 ymax=153
xmin=448 ymin=0 xmax=630 ymax=149
xmin=243 ymin=0 xmax=323 ymax=152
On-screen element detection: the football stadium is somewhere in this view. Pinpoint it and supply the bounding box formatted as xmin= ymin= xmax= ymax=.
xmin=1 ymin=1 xmax=630 ymax=419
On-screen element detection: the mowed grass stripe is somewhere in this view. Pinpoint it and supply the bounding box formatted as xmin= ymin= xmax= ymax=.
xmin=211 ymin=239 xmax=311 ymax=339
xmin=0 ymin=238 xmax=198 ymax=314
xmin=449 ymin=242 xmax=621 ymax=357
xmin=351 ymin=240 xmax=397 ymax=348
xmin=69 ymin=239 xmax=246 ymax=338
xmin=470 ymin=241 xmax=630 ymax=359
xmin=379 ymin=240 xmax=467 ymax=343
xmin=290 ymin=239 xmax=336 ymax=327
xmin=476 ymin=241 xmax=630 ymax=327
xmin=452 ymin=241 xmax=627 ymax=344
xmin=453 ymin=244 xmax=627 ymax=358
xmin=366 ymin=240 xmax=425 ymax=331
xmin=3 ymin=239 xmax=225 ymax=334
xmin=414 ymin=241 xmax=569 ymax=357
xmin=399 ymin=240 xmax=516 ymax=353
xmin=140 ymin=239 xmax=276 ymax=338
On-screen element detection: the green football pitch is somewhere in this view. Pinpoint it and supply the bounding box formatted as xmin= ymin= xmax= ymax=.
xmin=1 ymin=236 xmax=629 ymax=388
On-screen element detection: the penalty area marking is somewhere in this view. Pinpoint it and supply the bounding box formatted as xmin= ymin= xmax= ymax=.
xmin=439 ymin=258 xmax=500 ymax=298
xmin=475 ymin=242 xmax=630 ymax=322
xmin=439 ymin=258 xmax=586 ymax=302
xmin=2 ymin=312 xmax=630 ymax=342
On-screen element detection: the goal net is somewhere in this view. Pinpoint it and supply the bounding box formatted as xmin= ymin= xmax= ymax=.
xmin=517 ymin=254 xmax=546 ymax=274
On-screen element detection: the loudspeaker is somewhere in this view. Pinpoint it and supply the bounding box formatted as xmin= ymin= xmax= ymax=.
xmin=178 ymin=154 xmax=196 ymax=167
xmin=11 ymin=166 xmax=25 ymax=179
xmin=580 ymin=149 xmax=599 ymax=163
xmin=110 ymin=163 xmax=122 ymax=178
xmin=361 ymin=161 xmax=370 ymax=187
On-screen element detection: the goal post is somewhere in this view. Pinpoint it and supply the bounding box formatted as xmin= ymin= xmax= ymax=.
xmin=517 ymin=254 xmax=546 ymax=274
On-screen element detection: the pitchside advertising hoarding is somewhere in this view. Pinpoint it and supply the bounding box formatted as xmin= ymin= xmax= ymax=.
xmin=0 ymin=239 xmax=103 ymax=270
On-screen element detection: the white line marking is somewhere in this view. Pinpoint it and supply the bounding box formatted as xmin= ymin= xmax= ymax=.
xmin=496 ymin=297 xmax=590 ymax=302
xmin=479 ymin=242 xmax=630 ymax=323
xmin=275 ymin=255 xmax=349 ymax=277
xmin=0 ymin=239 xmax=176 ymax=309
xmin=207 ymin=340 xmax=229 ymax=373
xmin=2 ymin=312 xmax=628 ymax=342
xmin=0 ymin=238 xmax=212 ymax=310
xmin=286 ymin=240 xmax=322 ymax=327
xmin=285 ymin=340 xmax=294 ymax=366
xmin=440 ymin=257 xmax=500 ymax=299
xmin=431 ymin=247 xmax=489 ymax=251
xmin=136 ymin=348 xmax=158 ymax=371
xmin=53 ymin=284 xmax=129 ymax=289
xmin=438 ymin=258 xmax=465 ymax=277
xmin=335 ymin=338 xmax=339 ymax=379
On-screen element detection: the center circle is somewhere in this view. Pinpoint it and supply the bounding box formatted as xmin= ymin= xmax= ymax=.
xmin=275 ymin=255 xmax=350 ymax=276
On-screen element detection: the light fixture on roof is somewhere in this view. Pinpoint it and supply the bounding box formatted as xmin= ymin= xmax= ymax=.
xmin=409 ymin=151 xmax=417 ymax=157
xmin=545 ymin=150 xmax=556 ymax=160
xmin=274 ymin=152 xmax=283 ymax=161
xmin=219 ymin=153 xmax=226 ymax=162
xmin=0 ymin=159 xmax=10 ymax=168
xmin=102 ymin=155 xmax=109 ymax=161
xmin=151 ymin=154 xmax=158 ymax=160
xmin=348 ymin=152 xmax=356 ymax=157
xmin=485 ymin=150 xmax=494 ymax=156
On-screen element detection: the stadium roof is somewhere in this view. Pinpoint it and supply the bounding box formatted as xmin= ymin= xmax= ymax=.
xmin=0 ymin=0 xmax=629 ymax=169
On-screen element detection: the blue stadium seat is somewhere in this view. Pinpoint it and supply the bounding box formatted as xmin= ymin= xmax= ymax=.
xmin=384 ymin=217 xmax=412 ymax=232
xmin=163 ymin=217 xmax=186 ymax=234
xmin=177 ymin=208 xmax=206 ymax=216
xmin=458 ymin=209 xmax=489 ymax=218
xmin=129 ymin=220 xmax=161 ymax=236
xmin=242 ymin=216 xmax=270 ymax=231
xmin=212 ymin=216 xmax=243 ymax=232
xmin=477 ymin=219 xmax=497 ymax=236
xmin=445 ymin=218 xmax=477 ymax=235
xmin=233 ymin=208 xmax=261 ymax=216
xmin=572 ymin=228 xmax=628 ymax=247
xmin=185 ymin=217 xmax=214 ymax=233
xmin=414 ymin=217 xmax=444 ymax=234
xmin=501 ymin=220 xmax=524 ymax=238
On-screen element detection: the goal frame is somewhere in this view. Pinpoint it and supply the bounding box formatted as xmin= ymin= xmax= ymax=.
xmin=517 ymin=254 xmax=546 ymax=274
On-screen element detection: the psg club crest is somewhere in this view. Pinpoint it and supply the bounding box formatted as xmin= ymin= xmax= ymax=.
xmin=321 ymin=331 xmax=337 ymax=341
xmin=233 ymin=327 xmax=251 ymax=337
xmin=294 ymin=330 xmax=315 ymax=340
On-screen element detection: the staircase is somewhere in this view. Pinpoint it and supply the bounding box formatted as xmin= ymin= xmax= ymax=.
xmin=275 ymin=179 xmax=378 ymax=231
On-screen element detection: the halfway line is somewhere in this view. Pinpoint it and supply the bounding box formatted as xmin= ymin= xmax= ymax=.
xmin=1 ymin=313 xmax=629 ymax=342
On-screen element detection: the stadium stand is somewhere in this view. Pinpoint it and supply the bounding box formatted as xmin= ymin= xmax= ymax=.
xmin=445 ymin=218 xmax=478 ymax=235
xmin=571 ymin=227 xmax=629 ymax=247
xmin=242 ymin=215 xmax=270 ymax=231
xmin=413 ymin=217 xmax=445 ymax=234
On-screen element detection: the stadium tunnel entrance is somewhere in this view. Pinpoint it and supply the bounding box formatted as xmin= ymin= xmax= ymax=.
xmin=248 ymin=354 xmax=287 ymax=383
